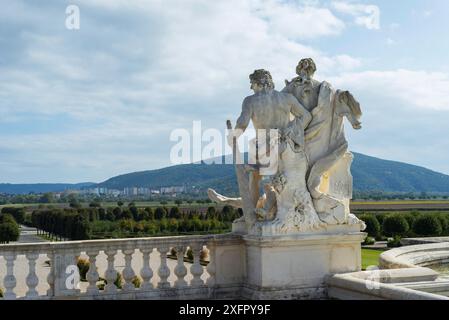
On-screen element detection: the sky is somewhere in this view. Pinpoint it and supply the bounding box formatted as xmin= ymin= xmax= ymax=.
xmin=0 ymin=0 xmax=448 ymax=183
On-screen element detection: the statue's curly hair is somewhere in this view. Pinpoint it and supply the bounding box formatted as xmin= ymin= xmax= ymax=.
xmin=296 ymin=58 xmax=316 ymax=77
xmin=249 ymin=69 xmax=275 ymax=90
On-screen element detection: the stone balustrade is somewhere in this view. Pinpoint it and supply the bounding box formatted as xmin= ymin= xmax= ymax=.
xmin=0 ymin=234 xmax=244 ymax=300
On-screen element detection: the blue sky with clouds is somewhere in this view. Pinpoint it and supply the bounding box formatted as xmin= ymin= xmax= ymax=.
xmin=0 ymin=0 xmax=448 ymax=183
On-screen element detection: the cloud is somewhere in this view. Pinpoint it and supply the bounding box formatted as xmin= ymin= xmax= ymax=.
xmin=0 ymin=0 xmax=362 ymax=182
xmin=332 ymin=1 xmax=380 ymax=30
xmin=327 ymin=69 xmax=449 ymax=175
xmin=328 ymin=69 xmax=449 ymax=111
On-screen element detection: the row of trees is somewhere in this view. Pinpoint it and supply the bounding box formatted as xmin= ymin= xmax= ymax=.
xmin=31 ymin=209 xmax=91 ymax=240
xmin=91 ymin=204 xmax=240 ymax=223
xmin=360 ymin=211 xmax=449 ymax=240
xmin=29 ymin=205 xmax=241 ymax=240
xmin=1 ymin=207 xmax=26 ymax=224
xmin=353 ymin=191 xmax=449 ymax=201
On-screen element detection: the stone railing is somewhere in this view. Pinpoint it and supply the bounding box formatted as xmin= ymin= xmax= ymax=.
xmin=327 ymin=267 xmax=448 ymax=300
xmin=0 ymin=234 xmax=244 ymax=300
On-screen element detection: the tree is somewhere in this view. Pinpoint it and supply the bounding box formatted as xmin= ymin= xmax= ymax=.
xmin=382 ymin=215 xmax=409 ymax=237
xmin=129 ymin=206 xmax=139 ymax=220
xmin=1 ymin=207 xmax=25 ymax=224
xmin=121 ymin=209 xmax=133 ymax=220
xmin=112 ymin=207 xmax=122 ymax=220
xmin=143 ymin=207 xmax=154 ymax=220
xmin=117 ymin=201 xmax=124 ymax=207
xmin=154 ymin=207 xmax=167 ymax=220
xmin=174 ymin=199 xmax=183 ymax=206
xmin=105 ymin=209 xmax=115 ymax=221
xmin=39 ymin=193 xmax=54 ymax=204
xmin=0 ymin=214 xmax=20 ymax=243
xmin=89 ymin=201 xmax=101 ymax=208
xmin=359 ymin=214 xmax=380 ymax=238
xmin=168 ymin=218 xmax=179 ymax=232
xmin=206 ymin=207 xmax=216 ymax=220
xmin=412 ymin=216 xmax=442 ymax=236
xmin=169 ymin=206 xmax=181 ymax=219
xmin=0 ymin=223 xmax=20 ymax=243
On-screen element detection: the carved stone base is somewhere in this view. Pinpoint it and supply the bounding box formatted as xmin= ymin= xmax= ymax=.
xmin=242 ymin=230 xmax=366 ymax=299
xmin=248 ymin=218 xmax=364 ymax=237
xmin=232 ymin=218 xmax=247 ymax=234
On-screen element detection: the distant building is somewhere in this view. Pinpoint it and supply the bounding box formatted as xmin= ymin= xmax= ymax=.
xmin=160 ymin=186 xmax=186 ymax=194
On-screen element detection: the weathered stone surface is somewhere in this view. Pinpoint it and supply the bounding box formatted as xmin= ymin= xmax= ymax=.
xmin=208 ymin=59 xmax=365 ymax=236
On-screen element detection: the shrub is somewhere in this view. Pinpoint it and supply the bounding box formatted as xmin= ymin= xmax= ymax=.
xmin=97 ymin=273 xmax=140 ymax=290
xmin=200 ymin=248 xmax=209 ymax=261
xmin=114 ymin=273 xmax=123 ymax=289
xmin=154 ymin=207 xmax=167 ymax=220
xmin=169 ymin=207 xmax=181 ymax=219
xmin=132 ymin=275 xmax=142 ymax=288
xmin=359 ymin=214 xmax=380 ymax=237
xmin=400 ymin=213 xmax=417 ymax=232
xmin=382 ymin=215 xmax=409 ymax=237
xmin=436 ymin=214 xmax=449 ymax=235
xmin=1 ymin=207 xmax=25 ymax=224
xmin=387 ymin=236 xmax=402 ymax=248
xmin=363 ymin=236 xmax=375 ymax=245
xmin=186 ymin=248 xmax=194 ymax=260
xmin=0 ymin=218 xmax=20 ymax=244
xmin=186 ymin=248 xmax=209 ymax=262
xmin=375 ymin=213 xmax=386 ymax=226
xmin=77 ymin=258 xmax=90 ymax=281
xmin=412 ymin=215 xmax=442 ymax=236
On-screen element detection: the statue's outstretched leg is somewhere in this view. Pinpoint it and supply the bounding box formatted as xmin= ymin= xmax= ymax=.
xmin=207 ymin=188 xmax=242 ymax=208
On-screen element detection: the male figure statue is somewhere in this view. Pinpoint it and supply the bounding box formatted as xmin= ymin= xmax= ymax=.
xmin=219 ymin=69 xmax=325 ymax=233
xmin=283 ymin=58 xmax=363 ymax=226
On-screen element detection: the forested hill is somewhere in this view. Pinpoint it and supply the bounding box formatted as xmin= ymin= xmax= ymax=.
xmin=3 ymin=153 xmax=449 ymax=195
xmin=98 ymin=152 xmax=449 ymax=195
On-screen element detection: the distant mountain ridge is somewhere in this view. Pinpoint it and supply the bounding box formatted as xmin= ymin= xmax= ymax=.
xmin=97 ymin=152 xmax=449 ymax=195
xmin=0 ymin=183 xmax=95 ymax=195
xmin=2 ymin=152 xmax=449 ymax=195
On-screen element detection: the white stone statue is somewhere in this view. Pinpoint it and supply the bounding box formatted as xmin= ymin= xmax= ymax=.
xmin=208 ymin=59 xmax=365 ymax=235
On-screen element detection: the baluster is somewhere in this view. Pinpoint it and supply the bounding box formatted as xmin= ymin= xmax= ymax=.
xmin=190 ymin=243 xmax=205 ymax=287
xmin=46 ymin=252 xmax=54 ymax=297
xmin=140 ymin=246 xmax=154 ymax=291
xmin=86 ymin=250 xmax=100 ymax=295
xmin=3 ymin=253 xmax=17 ymax=300
xmin=174 ymin=246 xmax=187 ymax=288
xmin=157 ymin=246 xmax=170 ymax=289
xmin=104 ymin=249 xmax=117 ymax=294
xmin=122 ymin=249 xmax=136 ymax=291
xmin=25 ymin=252 xmax=39 ymax=299
xmin=206 ymin=243 xmax=216 ymax=287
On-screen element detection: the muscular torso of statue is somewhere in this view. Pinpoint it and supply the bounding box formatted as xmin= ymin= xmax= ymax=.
xmin=235 ymin=90 xmax=311 ymax=133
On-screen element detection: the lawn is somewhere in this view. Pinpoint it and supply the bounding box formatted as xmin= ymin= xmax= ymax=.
xmin=361 ymin=248 xmax=383 ymax=270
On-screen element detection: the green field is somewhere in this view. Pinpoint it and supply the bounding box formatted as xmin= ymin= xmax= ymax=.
xmin=352 ymin=200 xmax=449 ymax=205
xmin=361 ymin=248 xmax=383 ymax=270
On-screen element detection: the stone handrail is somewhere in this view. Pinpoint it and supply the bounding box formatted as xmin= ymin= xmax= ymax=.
xmin=0 ymin=233 xmax=244 ymax=300
xmin=327 ymin=267 xmax=447 ymax=300
xmin=379 ymin=242 xmax=449 ymax=269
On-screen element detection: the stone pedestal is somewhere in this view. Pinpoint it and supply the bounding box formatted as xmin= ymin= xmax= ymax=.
xmin=241 ymin=230 xmax=366 ymax=299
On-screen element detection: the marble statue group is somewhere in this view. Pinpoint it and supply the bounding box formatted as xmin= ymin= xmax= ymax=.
xmin=208 ymin=58 xmax=365 ymax=235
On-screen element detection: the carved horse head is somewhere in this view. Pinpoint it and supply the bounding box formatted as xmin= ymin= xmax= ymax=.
xmin=336 ymin=90 xmax=362 ymax=130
